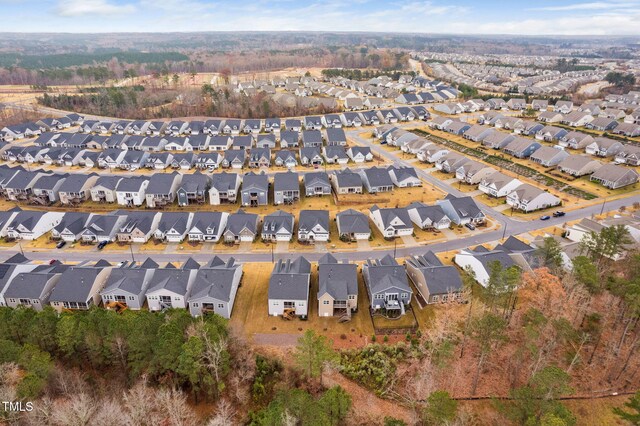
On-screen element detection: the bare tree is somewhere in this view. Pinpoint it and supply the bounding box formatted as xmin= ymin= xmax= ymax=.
xmin=206 ymin=399 xmax=236 ymax=426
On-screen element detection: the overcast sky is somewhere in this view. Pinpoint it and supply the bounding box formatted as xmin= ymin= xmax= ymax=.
xmin=1 ymin=0 xmax=640 ymax=35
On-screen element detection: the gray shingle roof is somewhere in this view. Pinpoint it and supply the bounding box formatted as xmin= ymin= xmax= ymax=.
xmin=49 ymin=267 xmax=103 ymax=303
xmin=189 ymin=258 xmax=241 ymax=302
xmin=318 ymin=255 xmax=357 ymax=300
xmin=336 ymin=209 xmax=370 ymax=234
xmin=268 ymin=257 xmax=311 ymax=300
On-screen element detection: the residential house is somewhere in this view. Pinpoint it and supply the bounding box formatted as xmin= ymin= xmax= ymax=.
xmin=5 ymin=211 xmax=64 ymax=240
xmin=590 ymin=165 xmax=639 ymax=189
xmin=304 ymin=116 xmax=323 ymax=130
xmin=146 ymin=267 xmax=196 ymax=311
xmin=615 ymin=145 xmax=640 ymax=166
xmin=187 ymin=212 xmax=229 ymax=242
xmin=332 ymin=168 xmax=363 ymax=195
xmin=407 ymin=202 xmax=451 ymax=230
xmin=479 ymin=171 xmax=523 ymax=198
xmin=116 ymin=211 xmax=160 ymax=243
xmin=436 ymin=194 xmax=486 ymax=226
xmin=256 ymin=134 xmax=276 ymax=149
xmin=359 ymin=167 xmax=393 ymax=193
xmin=455 ymin=160 xmax=495 ymax=184
xmin=336 ymin=209 xmax=370 ymax=241
xmin=268 ymin=257 xmax=311 ymax=318
xmin=317 ymin=253 xmax=358 ymax=317
xmin=177 ymin=172 xmax=210 ymax=206
xmin=285 ymin=119 xmax=302 ymax=132
xmin=559 ymin=131 xmax=594 ymax=149
xmin=388 ymin=165 xmax=422 ymax=188
xmin=298 ymin=210 xmax=330 ymax=243
xmin=506 ymin=184 xmax=561 ymax=212
xmin=58 ymin=173 xmax=99 ymax=205
xmin=195 ymin=152 xmax=222 ymax=169
xmin=145 ymin=172 xmax=182 ymax=208
xmin=585 ymin=137 xmax=624 ymax=157
xmin=326 ymin=128 xmax=347 ymax=146
xmin=80 ymin=214 xmax=126 ymax=243
xmin=154 ymin=212 xmax=193 ymax=243
xmin=406 ymin=252 xmax=464 ymax=304
xmin=274 ymin=150 xmax=298 ymax=168
xmin=561 ymin=111 xmax=594 ymax=127
xmin=280 ymin=130 xmax=299 ymax=148
xmin=188 ymin=257 xmax=243 ymax=318
xmin=454 ymin=246 xmax=517 ymax=286
xmin=503 ymin=137 xmax=541 ymax=158
xmin=538 ymin=111 xmax=564 ymax=123
xmin=3 ymin=269 xmax=63 ymax=311
xmin=261 ymin=210 xmax=295 ymax=242
xmin=90 ymin=176 xmax=122 ymax=204
xmin=31 ymin=174 xmax=67 ymax=205
xmin=303 ymin=171 xmax=331 ymax=197
xmin=347 ymin=146 xmax=373 ymax=163
xmin=208 ymin=135 xmax=232 ymax=151
xmin=222 ymin=149 xmax=246 ymax=169
xmin=529 ymin=146 xmax=570 ymax=167
xmin=264 ymin=118 xmax=281 ymax=133
xmin=363 ymin=255 xmax=412 ymax=313
xmin=115 ymin=177 xmax=149 ymax=207
xmin=273 ymin=171 xmax=300 ymax=205
xmin=231 ymin=135 xmax=253 ymax=150
xmin=101 ymin=267 xmax=154 ymax=310
xmin=223 ymin=209 xmax=259 ymax=243
xmin=301 ymin=130 xmax=323 ymax=148
xmin=558 ymin=155 xmax=603 ymax=177
xmin=49 ymin=267 xmax=111 ymax=312
xmin=369 ymin=205 xmax=413 ymax=238
xmin=241 ymin=172 xmax=269 ymax=207
xmin=248 ymin=148 xmax=271 ymax=168
xmin=209 ymin=172 xmax=241 ymax=205
xmin=51 ymin=212 xmax=91 ymax=242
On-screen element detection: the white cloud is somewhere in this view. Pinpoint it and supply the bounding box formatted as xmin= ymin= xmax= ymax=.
xmin=530 ymin=0 xmax=640 ymax=11
xmin=56 ymin=0 xmax=135 ymax=17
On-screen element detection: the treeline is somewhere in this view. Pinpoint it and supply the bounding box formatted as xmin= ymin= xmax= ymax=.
xmin=37 ymin=87 xmax=175 ymax=119
xmin=327 ymin=224 xmax=640 ymax=424
xmin=0 ymin=51 xmax=188 ymax=70
xmin=36 ymin=83 xmax=341 ymax=119
xmin=322 ymin=67 xmax=414 ymax=82
xmin=0 ymin=307 xmax=354 ymax=425
xmin=553 ymin=58 xmax=596 ymax=73
xmin=605 ymin=71 xmax=636 ymax=88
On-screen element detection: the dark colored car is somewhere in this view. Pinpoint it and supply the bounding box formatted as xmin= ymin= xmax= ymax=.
xmin=552 ymin=211 xmax=566 ymax=217
xmin=465 ymin=223 xmax=476 ymax=230
xmin=49 ymin=259 xmax=57 ymax=265
xmin=540 ymin=215 xmax=551 ymax=221
xmin=56 ymin=241 xmax=66 ymax=249
xmin=97 ymin=241 xmax=109 ymax=250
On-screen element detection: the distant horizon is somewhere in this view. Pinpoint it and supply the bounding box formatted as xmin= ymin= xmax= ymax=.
xmin=1 ymin=0 xmax=640 ymax=35
xmin=1 ymin=30 xmax=639 ymax=39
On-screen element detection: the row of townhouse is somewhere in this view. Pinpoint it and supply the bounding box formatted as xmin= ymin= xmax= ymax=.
xmin=1 ymin=143 xmax=377 ymax=171
xmin=0 ymin=254 xmax=243 ymax=319
xmin=455 ymin=121 xmax=640 ymax=190
xmin=0 ymin=106 xmax=431 ymax=142
xmin=0 ymin=162 xmax=425 ymax=209
xmin=0 ymin=192 xmax=484 ymax=247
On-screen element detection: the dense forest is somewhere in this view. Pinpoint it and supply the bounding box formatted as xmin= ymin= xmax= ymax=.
xmin=0 ymin=223 xmax=639 ymax=424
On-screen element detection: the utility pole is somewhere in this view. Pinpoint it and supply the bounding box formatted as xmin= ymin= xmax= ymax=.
xmin=393 ymin=237 xmax=397 ymax=258
xmin=502 ymin=221 xmax=508 ymax=240
xmin=600 ymin=197 xmax=607 ymax=216
xmin=271 ymin=240 xmax=274 ymax=263
xmin=129 ymin=244 xmax=135 ymax=263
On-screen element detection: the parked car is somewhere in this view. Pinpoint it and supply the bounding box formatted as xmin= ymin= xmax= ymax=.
xmin=540 ymin=215 xmax=551 ymax=221
xmin=56 ymin=241 xmax=66 ymax=249
xmin=97 ymin=241 xmax=109 ymax=250
xmin=552 ymin=211 xmax=566 ymax=217
xmin=49 ymin=259 xmax=57 ymax=265
xmin=465 ymin=223 xmax=476 ymax=230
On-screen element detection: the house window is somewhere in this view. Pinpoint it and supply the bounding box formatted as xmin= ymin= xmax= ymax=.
xmin=323 ymin=300 xmax=330 ymax=305
xmin=192 ymin=303 xmax=198 ymax=307
xmin=273 ymin=301 xmax=279 ymax=306
xmin=401 ymin=293 xmax=408 ymax=298
xmin=218 ymin=304 xmax=224 ymax=309
xmin=129 ymin=296 xmax=135 ymax=301
xmin=432 ymin=295 xmax=439 ymax=302
xmin=348 ymin=295 xmax=356 ymax=300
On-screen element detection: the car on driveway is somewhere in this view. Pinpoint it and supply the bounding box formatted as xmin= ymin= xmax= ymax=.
xmin=97 ymin=241 xmax=109 ymax=250
xmin=540 ymin=215 xmax=551 ymax=221
xmin=56 ymin=241 xmax=66 ymax=249
xmin=465 ymin=223 xmax=476 ymax=230
xmin=552 ymin=211 xmax=565 ymax=217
